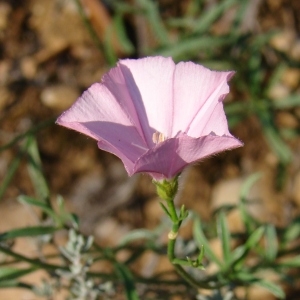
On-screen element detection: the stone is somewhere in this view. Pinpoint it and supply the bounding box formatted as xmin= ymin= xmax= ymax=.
xmin=40 ymin=85 xmax=79 ymax=111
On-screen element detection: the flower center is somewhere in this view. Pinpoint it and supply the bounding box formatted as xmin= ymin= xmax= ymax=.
xmin=152 ymin=131 xmax=166 ymax=144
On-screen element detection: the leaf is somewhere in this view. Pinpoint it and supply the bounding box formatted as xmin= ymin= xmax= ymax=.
xmin=0 ymin=280 xmax=32 ymax=289
xmin=26 ymin=136 xmax=49 ymax=202
xmin=0 ymin=226 xmax=59 ymax=241
xmin=225 ymin=101 xmax=250 ymax=116
xmin=230 ymin=226 xmax=265 ymax=269
xmin=217 ymin=211 xmax=231 ymax=265
xmin=192 ymin=0 xmax=238 ymax=33
xmin=18 ymin=195 xmax=61 ymax=226
xmin=264 ymin=224 xmax=278 ymax=262
xmin=0 ymin=267 xmax=37 ymax=281
xmin=120 ymin=229 xmax=157 ymax=246
xmin=0 ymin=137 xmax=31 ymax=200
xmin=240 ymin=173 xmax=261 ymax=200
xmin=193 ymin=216 xmax=223 ymax=267
xmin=265 ymin=63 xmax=287 ymax=95
xmin=56 ymin=195 xmax=79 ymax=228
xmin=159 ymin=202 xmax=172 ymax=219
xmin=136 ymin=0 xmax=169 ymax=45
xmin=114 ymin=262 xmax=140 ymax=300
xmin=272 ymin=94 xmax=300 ymax=109
xmin=155 ymin=35 xmax=235 ymax=60
xmin=282 ymin=218 xmax=300 ymax=245
xmin=0 ymin=154 xmax=22 ymax=200
xmin=113 ymin=14 xmax=134 ymax=54
xmin=231 ymin=0 xmax=253 ymax=30
xmin=239 ymin=173 xmax=261 ymax=232
xmin=262 ymin=124 xmax=292 ymax=164
xmin=254 ymin=280 xmax=285 ymax=299
xmin=278 ymin=256 xmax=300 ymax=268
xmin=233 ymin=271 xmax=258 ymax=282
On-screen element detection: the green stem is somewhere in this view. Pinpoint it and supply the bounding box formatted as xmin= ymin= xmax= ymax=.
xmin=166 ymin=200 xmax=207 ymax=288
xmin=166 ymin=198 xmax=179 ymax=222
xmin=164 ymin=191 xmax=222 ymax=290
xmin=0 ymin=243 xmax=68 ymax=272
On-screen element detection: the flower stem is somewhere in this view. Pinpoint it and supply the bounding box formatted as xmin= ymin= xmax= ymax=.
xmin=154 ymin=177 xmax=221 ymax=290
xmin=166 ymin=198 xmax=212 ymax=289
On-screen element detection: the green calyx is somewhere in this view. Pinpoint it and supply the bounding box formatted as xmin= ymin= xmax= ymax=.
xmin=153 ymin=176 xmax=179 ymax=202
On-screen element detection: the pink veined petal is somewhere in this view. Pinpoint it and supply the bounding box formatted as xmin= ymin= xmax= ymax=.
xmin=97 ymin=139 xmax=135 ymax=174
xmin=133 ymin=134 xmax=243 ymax=179
xmin=118 ymin=56 xmax=175 ymax=145
xmin=102 ymin=64 xmax=147 ymax=145
xmin=189 ymin=100 xmax=231 ymax=137
xmin=56 ymin=82 xmax=147 ymax=163
xmin=172 ymin=61 xmax=234 ymax=137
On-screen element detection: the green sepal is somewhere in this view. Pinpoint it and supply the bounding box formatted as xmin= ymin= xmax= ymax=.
xmin=153 ymin=176 xmax=179 ymax=201
xmin=159 ymin=202 xmax=172 ymax=219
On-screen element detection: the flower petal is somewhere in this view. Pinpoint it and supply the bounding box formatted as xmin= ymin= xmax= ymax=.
xmin=172 ymin=61 xmax=234 ymax=137
xmin=189 ymin=100 xmax=231 ymax=138
xmin=97 ymin=139 xmax=135 ymax=174
xmin=56 ymin=83 xmax=147 ymax=163
xmin=117 ymin=56 xmax=175 ymax=145
xmin=133 ymin=134 xmax=243 ymax=179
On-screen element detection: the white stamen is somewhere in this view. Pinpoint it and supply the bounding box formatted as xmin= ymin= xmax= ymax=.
xmin=152 ymin=131 xmax=166 ymax=144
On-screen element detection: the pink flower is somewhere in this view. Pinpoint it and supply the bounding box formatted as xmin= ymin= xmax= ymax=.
xmin=57 ymin=56 xmax=243 ymax=180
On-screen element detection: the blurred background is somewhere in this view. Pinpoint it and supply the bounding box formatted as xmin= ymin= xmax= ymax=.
xmin=0 ymin=0 xmax=300 ymax=299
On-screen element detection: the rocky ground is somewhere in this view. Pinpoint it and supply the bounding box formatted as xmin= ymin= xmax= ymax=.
xmin=0 ymin=0 xmax=300 ymax=299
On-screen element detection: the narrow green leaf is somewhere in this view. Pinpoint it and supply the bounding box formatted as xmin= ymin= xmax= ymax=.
xmin=136 ymin=0 xmax=169 ymax=45
xmin=103 ymin=24 xmax=118 ymax=66
xmin=192 ymin=0 xmax=238 ymax=33
xmin=0 ymin=137 xmax=32 ymax=200
xmin=114 ymin=262 xmax=140 ymax=300
xmin=0 ymin=244 xmax=66 ymax=273
xmin=232 ymin=0 xmax=252 ymax=30
xmin=282 ymin=218 xmax=300 ymax=245
xmin=264 ymin=224 xmax=278 ymax=262
xmin=0 ymin=280 xmax=33 ymax=289
xmin=217 ymin=211 xmax=231 ymax=265
xmin=56 ymin=195 xmax=79 ymax=228
xmin=167 ymin=17 xmax=195 ymax=29
xmin=120 ymin=229 xmax=157 ymax=246
xmin=254 ymin=280 xmax=285 ymax=299
xmin=193 ymin=216 xmax=223 ymax=267
xmin=0 ymin=154 xmax=22 ymax=200
xmin=159 ymin=202 xmax=172 ymax=219
xmin=0 ymin=267 xmax=37 ymax=281
xmin=230 ymin=226 xmax=265 ymax=268
xmin=233 ymin=271 xmax=258 ymax=282
xmin=113 ymin=14 xmax=134 ymax=54
xmin=26 ymin=136 xmax=50 ymax=202
xmin=265 ymin=63 xmax=287 ymax=94
xmin=0 ymin=226 xmax=59 ymax=241
xmin=263 ymin=125 xmax=292 ymax=164
xmin=240 ymin=173 xmax=261 ymax=200
xmin=18 ymin=195 xmax=62 ymax=226
xmin=244 ymin=226 xmax=265 ymax=248
xmin=278 ymin=256 xmax=300 ymax=268
xmin=155 ymin=35 xmax=235 ymax=60
xmin=272 ymin=94 xmax=300 ymax=109
xmin=225 ymin=101 xmax=250 ymax=116
xmin=239 ymin=173 xmax=261 ymax=232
